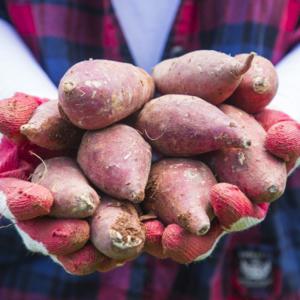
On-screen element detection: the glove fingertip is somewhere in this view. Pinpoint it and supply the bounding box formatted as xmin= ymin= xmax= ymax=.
xmin=211 ymin=183 xmax=269 ymax=232
xmin=143 ymin=219 xmax=167 ymax=259
xmin=162 ymin=221 xmax=224 ymax=264
xmin=17 ymin=218 xmax=90 ymax=255
xmin=0 ymin=178 xmax=54 ymax=220
xmin=0 ymin=93 xmax=42 ymax=138
xmin=265 ymin=121 xmax=300 ymax=162
xmin=55 ymin=243 xmax=109 ymax=276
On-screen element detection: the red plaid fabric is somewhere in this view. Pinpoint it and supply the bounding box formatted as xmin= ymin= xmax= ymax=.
xmin=1 ymin=0 xmax=300 ymax=85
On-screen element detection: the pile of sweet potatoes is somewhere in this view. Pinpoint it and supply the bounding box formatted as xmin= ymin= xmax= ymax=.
xmin=1 ymin=51 xmax=299 ymax=273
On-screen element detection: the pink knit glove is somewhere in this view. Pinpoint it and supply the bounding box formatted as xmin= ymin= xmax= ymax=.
xmin=0 ymin=94 xmax=121 ymax=275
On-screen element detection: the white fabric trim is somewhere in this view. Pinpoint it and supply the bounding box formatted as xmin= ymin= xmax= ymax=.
xmin=225 ymin=216 xmax=263 ymax=232
xmin=15 ymin=226 xmax=49 ymax=255
xmin=194 ymin=231 xmax=226 ymax=262
xmin=0 ymin=191 xmax=14 ymax=219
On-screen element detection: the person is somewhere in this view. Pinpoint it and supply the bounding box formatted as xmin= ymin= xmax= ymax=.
xmin=0 ymin=1 xmax=299 ymax=299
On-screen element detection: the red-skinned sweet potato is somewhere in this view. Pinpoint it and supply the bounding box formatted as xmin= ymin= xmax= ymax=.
xmin=135 ymin=95 xmax=250 ymax=156
xmin=31 ymin=157 xmax=100 ymax=218
xmin=152 ymin=50 xmax=255 ymax=105
xmin=90 ymin=196 xmax=145 ymax=261
xmin=144 ymin=159 xmax=216 ymax=235
xmin=77 ymin=124 xmax=151 ymax=203
xmin=58 ymin=59 xmax=154 ymax=130
xmin=207 ymin=105 xmax=287 ymax=203
xmin=20 ymin=100 xmax=83 ymax=150
xmin=229 ymin=54 xmax=278 ymax=113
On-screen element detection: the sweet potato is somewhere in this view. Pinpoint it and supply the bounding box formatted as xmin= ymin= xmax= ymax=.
xmin=229 ymin=54 xmax=278 ymax=113
xmin=265 ymin=121 xmax=300 ymax=162
xmin=31 ymin=157 xmax=100 ymax=218
xmin=20 ymin=100 xmax=83 ymax=150
xmin=90 ymin=196 xmax=145 ymax=261
xmin=0 ymin=178 xmax=53 ymax=220
xmin=207 ymin=105 xmax=287 ymax=203
xmin=144 ymin=159 xmax=216 ymax=235
xmin=77 ymin=124 xmax=151 ymax=203
xmin=135 ymin=95 xmax=250 ymax=156
xmin=58 ymin=59 xmax=154 ymax=130
xmin=152 ymin=50 xmax=255 ymax=105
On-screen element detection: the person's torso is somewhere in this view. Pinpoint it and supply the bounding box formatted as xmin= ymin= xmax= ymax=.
xmin=3 ymin=0 xmax=300 ymax=85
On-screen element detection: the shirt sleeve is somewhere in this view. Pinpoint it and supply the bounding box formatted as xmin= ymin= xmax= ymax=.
xmin=0 ymin=19 xmax=58 ymax=99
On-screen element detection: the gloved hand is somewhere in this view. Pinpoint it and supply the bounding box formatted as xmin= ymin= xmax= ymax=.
xmin=255 ymin=108 xmax=300 ymax=173
xmin=142 ymin=107 xmax=300 ymax=264
xmin=0 ymin=136 xmax=125 ymax=275
xmin=142 ymin=182 xmax=269 ymax=264
xmin=0 ymin=94 xmax=122 ymax=275
xmin=1 ymin=93 xmax=299 ymax=272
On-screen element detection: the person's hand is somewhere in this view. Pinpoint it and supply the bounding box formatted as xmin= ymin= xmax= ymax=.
xmin=0 ymin=136 xmax=125 ymax=275
xmin=142 ymin=107 xmax=300 ymax=264
xmin=255 ymin=108 xmax=300 ymax=173
xmin=142 ymin=181 xmax=269 ymax=263
xmin=1 ymin=93 xmax=298 ymax=271
xmin=0 ymin=94 xmax=124 ymax=275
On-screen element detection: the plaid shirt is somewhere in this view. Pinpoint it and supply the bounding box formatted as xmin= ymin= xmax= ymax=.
xmin=0 ymin=1 xmax=300 ymax=299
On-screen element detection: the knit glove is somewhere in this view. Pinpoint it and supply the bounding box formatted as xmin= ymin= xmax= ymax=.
xmin=0 ymin=94 xmax=121 ymax=275
xmin=142 ymin=108 xmax=300 ymax=264
xmin=143 ymin=182 xmax=269 ymax=264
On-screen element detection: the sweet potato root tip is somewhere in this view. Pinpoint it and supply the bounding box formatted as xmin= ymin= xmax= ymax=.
xmin=229 ymin=55 xmax=279 ymax=113
xmin=234 ymin=52 xmax=256 ymax=76
xmin=20 ymin=100 xmax=83 ymax=150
